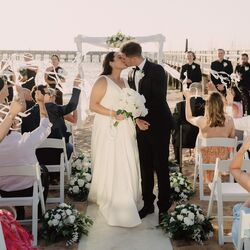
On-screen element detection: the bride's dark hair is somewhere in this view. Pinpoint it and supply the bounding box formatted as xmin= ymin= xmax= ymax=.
xmin=100 ymin=52 xmax=115 ymax=75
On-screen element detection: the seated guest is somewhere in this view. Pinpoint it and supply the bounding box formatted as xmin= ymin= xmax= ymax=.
xmin=0 ymin=77 xmax=9 ymax=104
xmin=184 ymin=90 xmax=235 ymax=183
xmin=21 ymin=76 xmax=81 ymax=160
xmin=0 ymin=90 xmax=51 ymax=219
xmin=180 ymin=51 xmax=202 ymax=90
xmin=0 ymin=79 xmax=25 ymax=142
xmin=230 ymin=137 xmax=250 ymax=247
xmin=210 ymin=49 xmax=233 ymax=96
xmin=172 ymin=82 xmax=205 ymax=164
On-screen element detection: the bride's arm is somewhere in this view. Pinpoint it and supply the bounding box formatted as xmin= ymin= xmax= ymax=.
xmin=89 ymin=77 xmax=116 ymax=117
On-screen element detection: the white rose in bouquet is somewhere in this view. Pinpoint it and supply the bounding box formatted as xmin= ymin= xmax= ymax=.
xmin=78 ymin=179 xmax=85 ymax=187
xmin=73 ymin=186 xmax=80 ymax=194
xmin=114 ymin=88 xmax=148 ymax=126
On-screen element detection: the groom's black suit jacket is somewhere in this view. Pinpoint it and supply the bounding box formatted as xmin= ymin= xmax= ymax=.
xmin=128 ymin=59 xmax=172 ymax=211
xmin=128 ymin=60 xmax=173 ymax=136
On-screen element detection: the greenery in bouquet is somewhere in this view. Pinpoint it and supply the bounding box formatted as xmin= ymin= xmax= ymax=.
xmin=170 ymin=172 xmax=194 ymax=204
xmin=106 ymin=32 xmax=134 ymax=48
xmin=42 ymin=203 xmax=93 ymax=246
xmin=68 ymin=171 xmax=92 ymax=201
xmin=160 ymin=203 xmax=214 ymax=244
xmin=19 ymin=67 xmax=28 ymax=77
xmin=71 ymin=152 xmax=92 ymax=175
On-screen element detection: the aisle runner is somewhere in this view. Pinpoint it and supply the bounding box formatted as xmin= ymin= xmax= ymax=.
xmin=78 ymin=203 xmax=173 ymax=250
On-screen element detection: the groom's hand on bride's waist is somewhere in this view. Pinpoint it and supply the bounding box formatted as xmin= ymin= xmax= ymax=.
xmin=136 ymin=118 xmax=150 ymax=131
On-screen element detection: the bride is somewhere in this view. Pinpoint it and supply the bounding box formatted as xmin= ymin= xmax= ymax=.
xmin=88 ymin=52 xmax=142 ymax=227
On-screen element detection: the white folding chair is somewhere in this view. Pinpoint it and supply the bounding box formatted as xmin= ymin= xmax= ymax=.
xmin=38 ymin=137 xmax=69 ymax=203
xmin=193 ymin=137 xmax=237 ymax=200
xmin=207 ymin=159 xmax=250 ymax=245
xmin=0 ymin=164 xmax=45 ymax=246
xmin=0 ymin=222 xmax=6 ymax=250
xmin=237 ymin=210 xmax=250 ymax=250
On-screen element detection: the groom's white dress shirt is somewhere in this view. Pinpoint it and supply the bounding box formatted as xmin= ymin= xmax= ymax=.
xmin=134 ymin=58 xmax=146 ymax=91
xmin=0 ymin=118 xmax=52 ymax=191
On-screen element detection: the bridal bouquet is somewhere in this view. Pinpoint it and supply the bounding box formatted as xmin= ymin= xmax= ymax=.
xmin=42 ymin=203 xmax=93 ymax=246
xmin=71 ymin=152 xmax=92 ymax=175
xmin=160 ymin=204 xmax=214 ymax=244
xmin=114 ymin=88 xmax=148 ymax=126
xmin=68 ymin=171 xmax=92 ymax=201
xmin=170 ymin=172 xmax=194 ymax=204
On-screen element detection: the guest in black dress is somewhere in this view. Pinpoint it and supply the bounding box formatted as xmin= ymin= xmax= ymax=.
xmin=1 ymin=61 xmax=15 ymax=102
xmin=20 ymin=53 xmax=38 ymax=109
xmin=235 ymin=53 xmax=250 ymax=114
xmin=180 ymin=51 xmax=202 ymax=90
xmin=45 ymin=54 xmax=65 ymax=105
xmin=210 ymin=49 xmax=233 ymax=95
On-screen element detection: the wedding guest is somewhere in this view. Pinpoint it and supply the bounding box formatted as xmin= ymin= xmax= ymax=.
xmin=235 ymin=53 xmax=250 ymax=115
xmin=22 ymin=76 xmax=81 ymax=160
xmin=172 ymin=82 xmax=205 ymax=164
xmin=210 ymin=49 xmax=233 ymax=95
xmin=0 ymin=78 xmax=9 ymax=103
xmin=184 ymin=90 xmax=235 ymax=183
xmin=180 ymin=51 xmax=202 ymax=90
xmin=45 ymin=54 xmax=65 ymax=105
xmin=0 ymin=81 xmax=25 ymax=142
xmin=230 ymin=137 xmax=250 ymax=247
xmin=1 ymin=61 xmax=15 ymax=102
xmin=0 ymin=91 xmax=51 ymax=220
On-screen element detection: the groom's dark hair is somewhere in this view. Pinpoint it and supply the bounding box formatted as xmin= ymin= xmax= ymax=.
xmin=120 ymin=42 xmax=142 ymax=57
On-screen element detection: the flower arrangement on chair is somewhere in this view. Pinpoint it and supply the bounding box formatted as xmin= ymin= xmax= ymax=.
xmin=170 ymin=172 xmax=194 ymax=204
xmin=42 ymin=203 xmax=93 ymax=246
xmin=160 ymin=203 xmax=214 ymax=244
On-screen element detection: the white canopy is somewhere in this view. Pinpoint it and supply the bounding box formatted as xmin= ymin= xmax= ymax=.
xmin=74 ymin=33 xmax=166 ymax=64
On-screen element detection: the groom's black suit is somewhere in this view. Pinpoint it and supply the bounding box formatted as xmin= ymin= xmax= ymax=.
xmin=128 ymin=60 xmax=173 ymax=212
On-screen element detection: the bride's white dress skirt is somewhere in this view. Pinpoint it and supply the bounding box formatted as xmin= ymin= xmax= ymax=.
xmin=88 ymin=76 xmax=142 ymax=227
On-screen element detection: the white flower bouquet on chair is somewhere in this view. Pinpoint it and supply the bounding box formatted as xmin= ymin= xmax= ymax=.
xmin=114 ymin=88 xmax=148 ymax=127
xmin=71 ymin=152 xmax=91 ymax=175
xmin=170 ymin=172 xmax=194 ymax=204
xmin=42 ymin=203 xmax=93 ymax=246
xmin=68 ymin=171 xmax=92 ymax=201
xmin=160 ymin=204 xmax=214 ymax=244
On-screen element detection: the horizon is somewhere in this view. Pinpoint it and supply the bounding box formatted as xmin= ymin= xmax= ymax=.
xmin=1 ymin=0 xmax=250 ymax=51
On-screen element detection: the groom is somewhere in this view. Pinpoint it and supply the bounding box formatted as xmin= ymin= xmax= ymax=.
xmin=121 ymin=42 xmax=173 ymax=222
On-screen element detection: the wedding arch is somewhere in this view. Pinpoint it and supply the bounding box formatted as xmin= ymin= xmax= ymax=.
xmin=74 ymin=33 xmax=166 ymax=65
xmin=73 ymin=34 xmax=166 ymax=128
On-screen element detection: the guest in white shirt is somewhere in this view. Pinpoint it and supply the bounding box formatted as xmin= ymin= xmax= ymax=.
xmin=0 ymin=89 xmax=52 ymax=219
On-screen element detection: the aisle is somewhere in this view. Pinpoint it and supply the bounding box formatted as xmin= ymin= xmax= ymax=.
xmin=78 ymin=203 xmax=173 ymax=250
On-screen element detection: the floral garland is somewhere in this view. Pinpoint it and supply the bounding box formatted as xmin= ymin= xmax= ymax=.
xmin=170 ymin=172 xmax=194 ymax=204
xmin=42 ymin=203 xmax=93 ymax=246
xmin=106 ymin=32 xmax=134 ymax=48
xmin=160 ymin=204 xmax=213 ymax=244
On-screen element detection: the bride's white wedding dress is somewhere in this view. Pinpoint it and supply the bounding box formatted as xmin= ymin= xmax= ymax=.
xmin=88 ymin=75 xmax=142 ymax=227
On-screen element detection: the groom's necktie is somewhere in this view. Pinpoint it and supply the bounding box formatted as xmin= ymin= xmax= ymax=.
xmin=132 ymin=66 xmax=140 ymax=90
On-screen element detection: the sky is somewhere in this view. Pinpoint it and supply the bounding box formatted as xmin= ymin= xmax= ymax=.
xmin=1 ymin=0 xmax=250 ymax=51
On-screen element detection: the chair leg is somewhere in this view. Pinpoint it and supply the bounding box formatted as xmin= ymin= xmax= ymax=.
xmin=199 ymin=166 xmax=205 ymax=200
xmin=193 ymin=164 xmax=198 ymax=190
xmin=60 ymin=164 xmax=64 ymax=204
xmin=217 ymin=197 xmax=224 ymax=245
xmin=32 ymin=185 xmax=38 ymax=246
